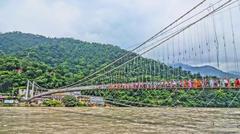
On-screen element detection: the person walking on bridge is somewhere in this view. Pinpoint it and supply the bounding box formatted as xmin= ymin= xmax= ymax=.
xmin=234 ymin=78 xmax=240 ymax=88
xmin=188 ymin=80 xmax=192 ymax=89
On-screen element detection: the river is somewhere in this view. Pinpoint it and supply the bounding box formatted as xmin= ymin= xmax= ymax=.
xmin=0 ymin=107 xmax=240 ymax=134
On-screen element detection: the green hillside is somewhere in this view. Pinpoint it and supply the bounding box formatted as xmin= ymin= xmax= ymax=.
xmin=0 ymin=32 xmax=128 ymax=74
xmin=0 ymin=32 xmax=191 ymax=93
xmin=1 ymin=32 xmax=238 ymax=108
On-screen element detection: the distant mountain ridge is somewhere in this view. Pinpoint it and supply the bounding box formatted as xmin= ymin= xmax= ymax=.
xmin=229 ymin=71 xmax=240 ymax=76
xmin=172 ymin=63 xmax=240 ymax=78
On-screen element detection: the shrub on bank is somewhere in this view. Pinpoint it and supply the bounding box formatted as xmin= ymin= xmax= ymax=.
xmin=62 ymin=95 xmax=79 ymax=107
xmin=43 ymin=99 xmax=62 ymax=107
xmin=78 ymin=101 xmax=87 ymax=107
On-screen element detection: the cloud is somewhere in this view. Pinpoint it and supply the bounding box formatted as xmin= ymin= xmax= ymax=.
xmin=0 ymin=0 xmax=198 ymax=48
xmin=0 ymin=0 xmax=80 ymax=37
xmin=0 ymin=0 xmax=239 ymax=71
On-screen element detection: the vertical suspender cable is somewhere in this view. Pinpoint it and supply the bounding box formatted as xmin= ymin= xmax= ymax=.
xmin=228 ymin=8 xmax=240 ymax=107
xmin=211 ymin=6 xmax=220 ymax=68
xmin=220 ymin=13 xmax=229 ymax=76
xmin=229 ymin=9 xmax=239 ymax=73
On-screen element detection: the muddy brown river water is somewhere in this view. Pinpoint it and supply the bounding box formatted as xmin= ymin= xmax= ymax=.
xmin=0 ymin=107 xmax=240 ymax=134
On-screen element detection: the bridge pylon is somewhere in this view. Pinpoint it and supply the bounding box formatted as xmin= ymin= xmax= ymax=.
xmin=23 ymin=80 xmax=37 ymax=101
xmin=25 ymin=80 xmax=30 ymax=100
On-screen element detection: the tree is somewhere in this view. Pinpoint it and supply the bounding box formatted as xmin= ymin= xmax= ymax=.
xmin=62 ymin=95 xmax=79 ymax=107
xmin=43 ymin=99 xmax=62 ymax=107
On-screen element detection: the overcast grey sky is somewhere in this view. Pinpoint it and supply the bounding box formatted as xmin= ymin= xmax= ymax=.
xmin=0 ymin=0 xmax=199 ymax=48
xmin=0 ymin=0 xmax=239 ymax=71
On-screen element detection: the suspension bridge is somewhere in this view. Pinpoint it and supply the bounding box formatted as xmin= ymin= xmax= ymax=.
xmin=23 ymin=0 xmax=240 ymax=107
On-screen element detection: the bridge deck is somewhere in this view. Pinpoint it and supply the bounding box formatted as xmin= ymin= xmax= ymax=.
xmin=27 ymin=85 xmax=240 ymax=102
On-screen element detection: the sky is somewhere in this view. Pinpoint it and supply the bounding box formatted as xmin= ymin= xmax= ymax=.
xmin=0 ymin=0 xmax=239 ymax=71
xmin=0 ymin=0 xmax=198 ymax=48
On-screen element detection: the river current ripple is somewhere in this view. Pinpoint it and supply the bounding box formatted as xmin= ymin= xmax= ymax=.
xmin=0 ymin=107 xmax=240 ymax=134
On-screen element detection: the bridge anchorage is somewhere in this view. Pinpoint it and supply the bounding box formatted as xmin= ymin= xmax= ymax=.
xmin=23 ymin=0 xmax=240 ymax=107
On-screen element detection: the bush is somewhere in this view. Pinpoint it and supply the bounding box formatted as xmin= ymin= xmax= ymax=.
xmin=78 ymin=101 xmax=87 ymax=107
xmin=43 ymin=99 xmax=62 ymax=107
xmin=62 ymin=95 xmax=79 ymax=107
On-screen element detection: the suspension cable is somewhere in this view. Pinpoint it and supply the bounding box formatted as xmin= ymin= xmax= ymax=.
xmin=69 ymin=0 xmax=232 ymax=88
xmin=53 ymin=0 xmax=207 ymax=89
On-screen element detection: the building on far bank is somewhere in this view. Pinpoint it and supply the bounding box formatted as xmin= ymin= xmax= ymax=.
xmin=0 ymin=95 xmax=19 ymax=105
xmin=0 ymin=96 xmax=5 ymax=103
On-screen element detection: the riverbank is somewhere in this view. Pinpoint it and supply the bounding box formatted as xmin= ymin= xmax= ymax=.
xmin=1 ymin=89 xmax=240 ymax=107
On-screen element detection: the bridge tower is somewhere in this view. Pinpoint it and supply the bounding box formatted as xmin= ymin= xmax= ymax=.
xmin=25 ymin=80 xmax=30 ymax=100
xmin=24 ymin=80 xmax=36 ymax=100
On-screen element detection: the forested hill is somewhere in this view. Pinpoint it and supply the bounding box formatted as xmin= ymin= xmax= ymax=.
xmin=0 ymin=32 xmax=131 ymax=92
xmin=0 ymin=32 xmax=191 ymax=93
xmin=0 ymin=32 xmax=127 ymax=74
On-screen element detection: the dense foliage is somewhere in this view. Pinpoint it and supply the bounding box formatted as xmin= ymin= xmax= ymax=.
xmin=0 ymin=32 xmax=127 ymax=73
xmin=85 ymin=89 xmax=240 ymax=107
xmin=43 ymin=99 xmax=62 ymax=107
xmin=0 ymin=32 xmax=193 ymax=92
xmin=62 ymin=95 xmax=79 ymax=107
xmin=0 ymin=32 xmax=129 ymax=91
xmin=0 ymin=55 xmax=78 ymax=92
xmin=0 ymin=56 xmax=48 ymax=93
